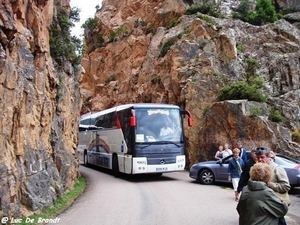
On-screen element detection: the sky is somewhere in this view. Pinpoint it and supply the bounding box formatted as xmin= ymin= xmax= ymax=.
xmin=70 ymin=0 xmax=103 ymax=37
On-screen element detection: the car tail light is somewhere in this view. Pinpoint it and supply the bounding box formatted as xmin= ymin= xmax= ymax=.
xmin=294 ymin=164 xmax=300 ymax=170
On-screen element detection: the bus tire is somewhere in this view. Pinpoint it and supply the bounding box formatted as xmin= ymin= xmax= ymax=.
xmin=84 ymin=152 xmax=89 ymax=167
xmin=112 ymin=155 xmax=119 ymax=177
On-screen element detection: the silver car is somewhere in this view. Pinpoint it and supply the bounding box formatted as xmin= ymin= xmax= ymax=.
xmin=189 ymin=153 xmax=300 ymax=188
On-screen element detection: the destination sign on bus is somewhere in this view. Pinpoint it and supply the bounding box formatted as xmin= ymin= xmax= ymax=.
xmin=147 ymin=109 xmax=170 ymax=116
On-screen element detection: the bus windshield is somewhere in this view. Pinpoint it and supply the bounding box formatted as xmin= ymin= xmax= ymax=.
xmin=135 ymin=108 xmax=183 ymax=143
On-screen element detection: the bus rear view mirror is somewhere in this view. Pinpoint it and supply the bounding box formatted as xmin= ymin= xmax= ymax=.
xmin=181 ymin=109 xmax=192 ymax=127
xmin=188 ymin=118 xmax=192 ymax=127
xmin=130 ymin=116 xmax=136 ymax=127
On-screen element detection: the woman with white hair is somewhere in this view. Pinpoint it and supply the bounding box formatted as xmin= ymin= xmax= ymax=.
xmin=237 ymin=163 xmax=288 ymax=225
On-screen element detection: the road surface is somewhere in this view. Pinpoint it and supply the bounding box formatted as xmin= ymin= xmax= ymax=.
xmin=53 ymin=165 xmax=300 ymax=225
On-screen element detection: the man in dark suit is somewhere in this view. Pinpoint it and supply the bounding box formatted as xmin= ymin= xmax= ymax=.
xmin=237 ymin=149 xmax=257 ymax=194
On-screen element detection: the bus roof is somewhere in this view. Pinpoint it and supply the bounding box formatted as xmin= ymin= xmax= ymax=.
xmin=80 ymin=103 xmax=180 ymax=119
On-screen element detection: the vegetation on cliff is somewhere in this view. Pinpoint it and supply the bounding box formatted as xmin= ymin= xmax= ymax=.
xmin=49 ymin=3 xmax=83 ymax=66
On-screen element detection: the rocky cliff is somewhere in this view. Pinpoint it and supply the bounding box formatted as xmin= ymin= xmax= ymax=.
xmin=0 ymin=0 xmax=81 ymax=218
xmin=81 ymin=0 xmax=300 ymax=166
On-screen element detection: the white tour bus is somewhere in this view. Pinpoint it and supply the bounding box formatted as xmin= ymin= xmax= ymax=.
xmin=77 ymin=103 xmax=192 ymax=175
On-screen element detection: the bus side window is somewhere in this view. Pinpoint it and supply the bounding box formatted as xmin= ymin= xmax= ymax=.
xmin=106 ymin=113 xmax=115 ymax=128
xmin=95 ymin=115 xmax=105 ymax=128
xmin=79 ymin=118 xmax=90 ymax=132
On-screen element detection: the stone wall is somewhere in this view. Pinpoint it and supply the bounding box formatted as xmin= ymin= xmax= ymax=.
xmin=0 ymin=0 xmax=81 ymax=217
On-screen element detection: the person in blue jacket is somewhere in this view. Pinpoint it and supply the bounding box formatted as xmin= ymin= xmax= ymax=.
xmin=237 ymin=140 xmax=248 ymax=163
xmin=228 ymin=148 xmax=244 ymax=201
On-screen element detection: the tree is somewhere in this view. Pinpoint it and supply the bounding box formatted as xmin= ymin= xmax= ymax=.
xmin=233 ymin=0 xmax=278 ymax=26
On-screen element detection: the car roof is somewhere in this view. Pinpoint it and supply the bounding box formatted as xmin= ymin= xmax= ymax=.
xmin=275 ymin=153 xmax=300 ymax=164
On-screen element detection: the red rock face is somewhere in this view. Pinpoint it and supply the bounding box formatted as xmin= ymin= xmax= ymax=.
xmin=0 ymin=0 xmax=81 ymax=217
xmin=81 ymin=0 xmax=300 ymax=167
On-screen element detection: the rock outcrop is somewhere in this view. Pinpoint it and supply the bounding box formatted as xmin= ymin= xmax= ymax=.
xmin=0 ymin=0 xmax=81 ymax=217
xmin=81 ymin=0 xmax=300 ymax=166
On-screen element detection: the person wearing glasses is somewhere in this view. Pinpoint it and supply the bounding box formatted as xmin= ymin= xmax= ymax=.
xmin=255 ymin=147 xmax=291 ymax=225
xmin=237 ymin=163 xmax=288 ymax=225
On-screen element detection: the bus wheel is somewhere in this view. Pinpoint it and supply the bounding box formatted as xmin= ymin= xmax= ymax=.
xmin=112 ymin=155 xmax=119 ymax=177
xmin=84 ymin=152 xmax=89 ymax=167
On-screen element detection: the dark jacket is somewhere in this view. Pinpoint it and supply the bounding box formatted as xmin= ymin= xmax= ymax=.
xmin=237 ymin=179 xmax=288 ymax=225
xmin=239 ymin=147 xmax=248 ymax=164
xmin=237 ymin=158 xmax=256 ymax=193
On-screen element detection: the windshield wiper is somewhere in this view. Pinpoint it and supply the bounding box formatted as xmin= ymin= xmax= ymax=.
xmin=153 ymin=141 xmax=181 ymax=147
xmin=140 ymin=143 xmax=155 ymax=149
xmin=139 ymin=141 xmax=180 ymax=149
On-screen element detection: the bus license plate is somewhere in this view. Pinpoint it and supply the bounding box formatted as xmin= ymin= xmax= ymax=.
xmin=156 ymin=167 xmax=168 ymax=171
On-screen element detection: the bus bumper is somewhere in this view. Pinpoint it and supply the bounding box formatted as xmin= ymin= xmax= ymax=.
xmin=132 ymin=155 xmax=185 ymax=174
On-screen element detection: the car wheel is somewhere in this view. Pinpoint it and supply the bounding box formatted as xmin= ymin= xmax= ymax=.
xmin=198 ymin=169 xmax=215 ymax=184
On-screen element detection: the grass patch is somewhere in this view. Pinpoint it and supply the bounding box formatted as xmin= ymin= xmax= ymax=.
xmin=292 ymin=129 xmax=300 ymax=143
xmin=20 ymin=176 xmax=86 ymax=225
xmin=159 ymin=39 xmax=175 ymax=58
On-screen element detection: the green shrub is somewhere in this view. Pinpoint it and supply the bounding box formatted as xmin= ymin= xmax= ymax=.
xmin=199 ymin=39 xmax=208 ymax=49
xmin=245 ymin=58 xmax=260 ymax=78
xmin=234 ymin=0 xmax=253 ymax=15
xmin=167 ymin=18 xmax=180 ymax=29
xmin=107 ymin=24 xmax=131 ymax=43
xmin=233 ymin=0 xmax=278 ymax=25
xmin=219 ymin=80 xmax=267 ymax=102
xmin=254 ymin=0 xmax=278 ymax=25
xmin=151 ymin=76 xmax=161 ymax=84
xmin=269 ymin=107 xmax=285 ymax=123
xmin=109 ymin=30 xmax=117 ymax=42
xmin=81 ymin=17 xmax=99 ymax=30
xmin=292 ymin=130 xmax=300 ymax=143
xmin=115 ymin=24 xmax=131 ymax=38
xmin=236 ymin=44 xmax=245 ymax=53
xmin=97 ymin=34 xmax=105 ymax=46
xmin=145 ymin=27 xmax=156 ymax=35
xmin=177 ymin=26 xmax=190 ymax=39
xmin=250 ymin=106 xmax=262 ymax=117
xmin=159 ymin=39 xmax=174 ymax=58
xmin=185 ymin=1 xmax=224 ymax=18
xmin=49 ymin=6 xmax=82 ymax=66
xmin=186 ymin=4 xmax=203 ymax=15
xmin=197 ymin=14 xmax=215 ymax=24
